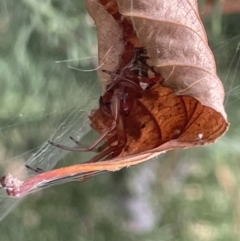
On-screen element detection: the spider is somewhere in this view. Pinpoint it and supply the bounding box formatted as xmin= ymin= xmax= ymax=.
xmin=48 ymin=48 xmax=160 ymax=163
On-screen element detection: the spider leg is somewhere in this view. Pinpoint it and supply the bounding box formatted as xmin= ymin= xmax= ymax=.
xmin=25 ymin=165 xmax=44 ymax=173
xmin=97 ymin=135 xmax=117 ymax=152
xmin=48 ymin=121 xmax=116 ymax=152
xmin=69 ymin=136 xmax=98 ymax=152
xmin=108 ymin=88 xmax=127 ymax=154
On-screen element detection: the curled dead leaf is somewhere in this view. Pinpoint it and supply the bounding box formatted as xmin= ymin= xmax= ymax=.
xmin=87 ymin=0 xmax=229 ymax=158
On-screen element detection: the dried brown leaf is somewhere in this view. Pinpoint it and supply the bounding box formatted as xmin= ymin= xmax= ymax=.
xmin=86 ymin=0 xmax=229 ymax=168
xmin=85 ymin=0 xmax=125 ymax=87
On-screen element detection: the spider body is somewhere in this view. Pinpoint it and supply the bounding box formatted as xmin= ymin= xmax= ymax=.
xmin=49 ymin=48 xmax=161 ymax=162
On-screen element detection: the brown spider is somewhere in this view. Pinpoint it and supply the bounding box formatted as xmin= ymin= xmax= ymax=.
xmin=48 ymin=48 xmax=160 ymax=163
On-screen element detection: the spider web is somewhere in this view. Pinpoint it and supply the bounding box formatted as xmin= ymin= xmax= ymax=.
xmin=0 ymin=74 xmax=103 ymax=219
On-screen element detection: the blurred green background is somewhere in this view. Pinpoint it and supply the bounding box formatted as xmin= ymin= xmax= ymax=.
xmin=0 ymin=0 xmax=240 ymax=240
